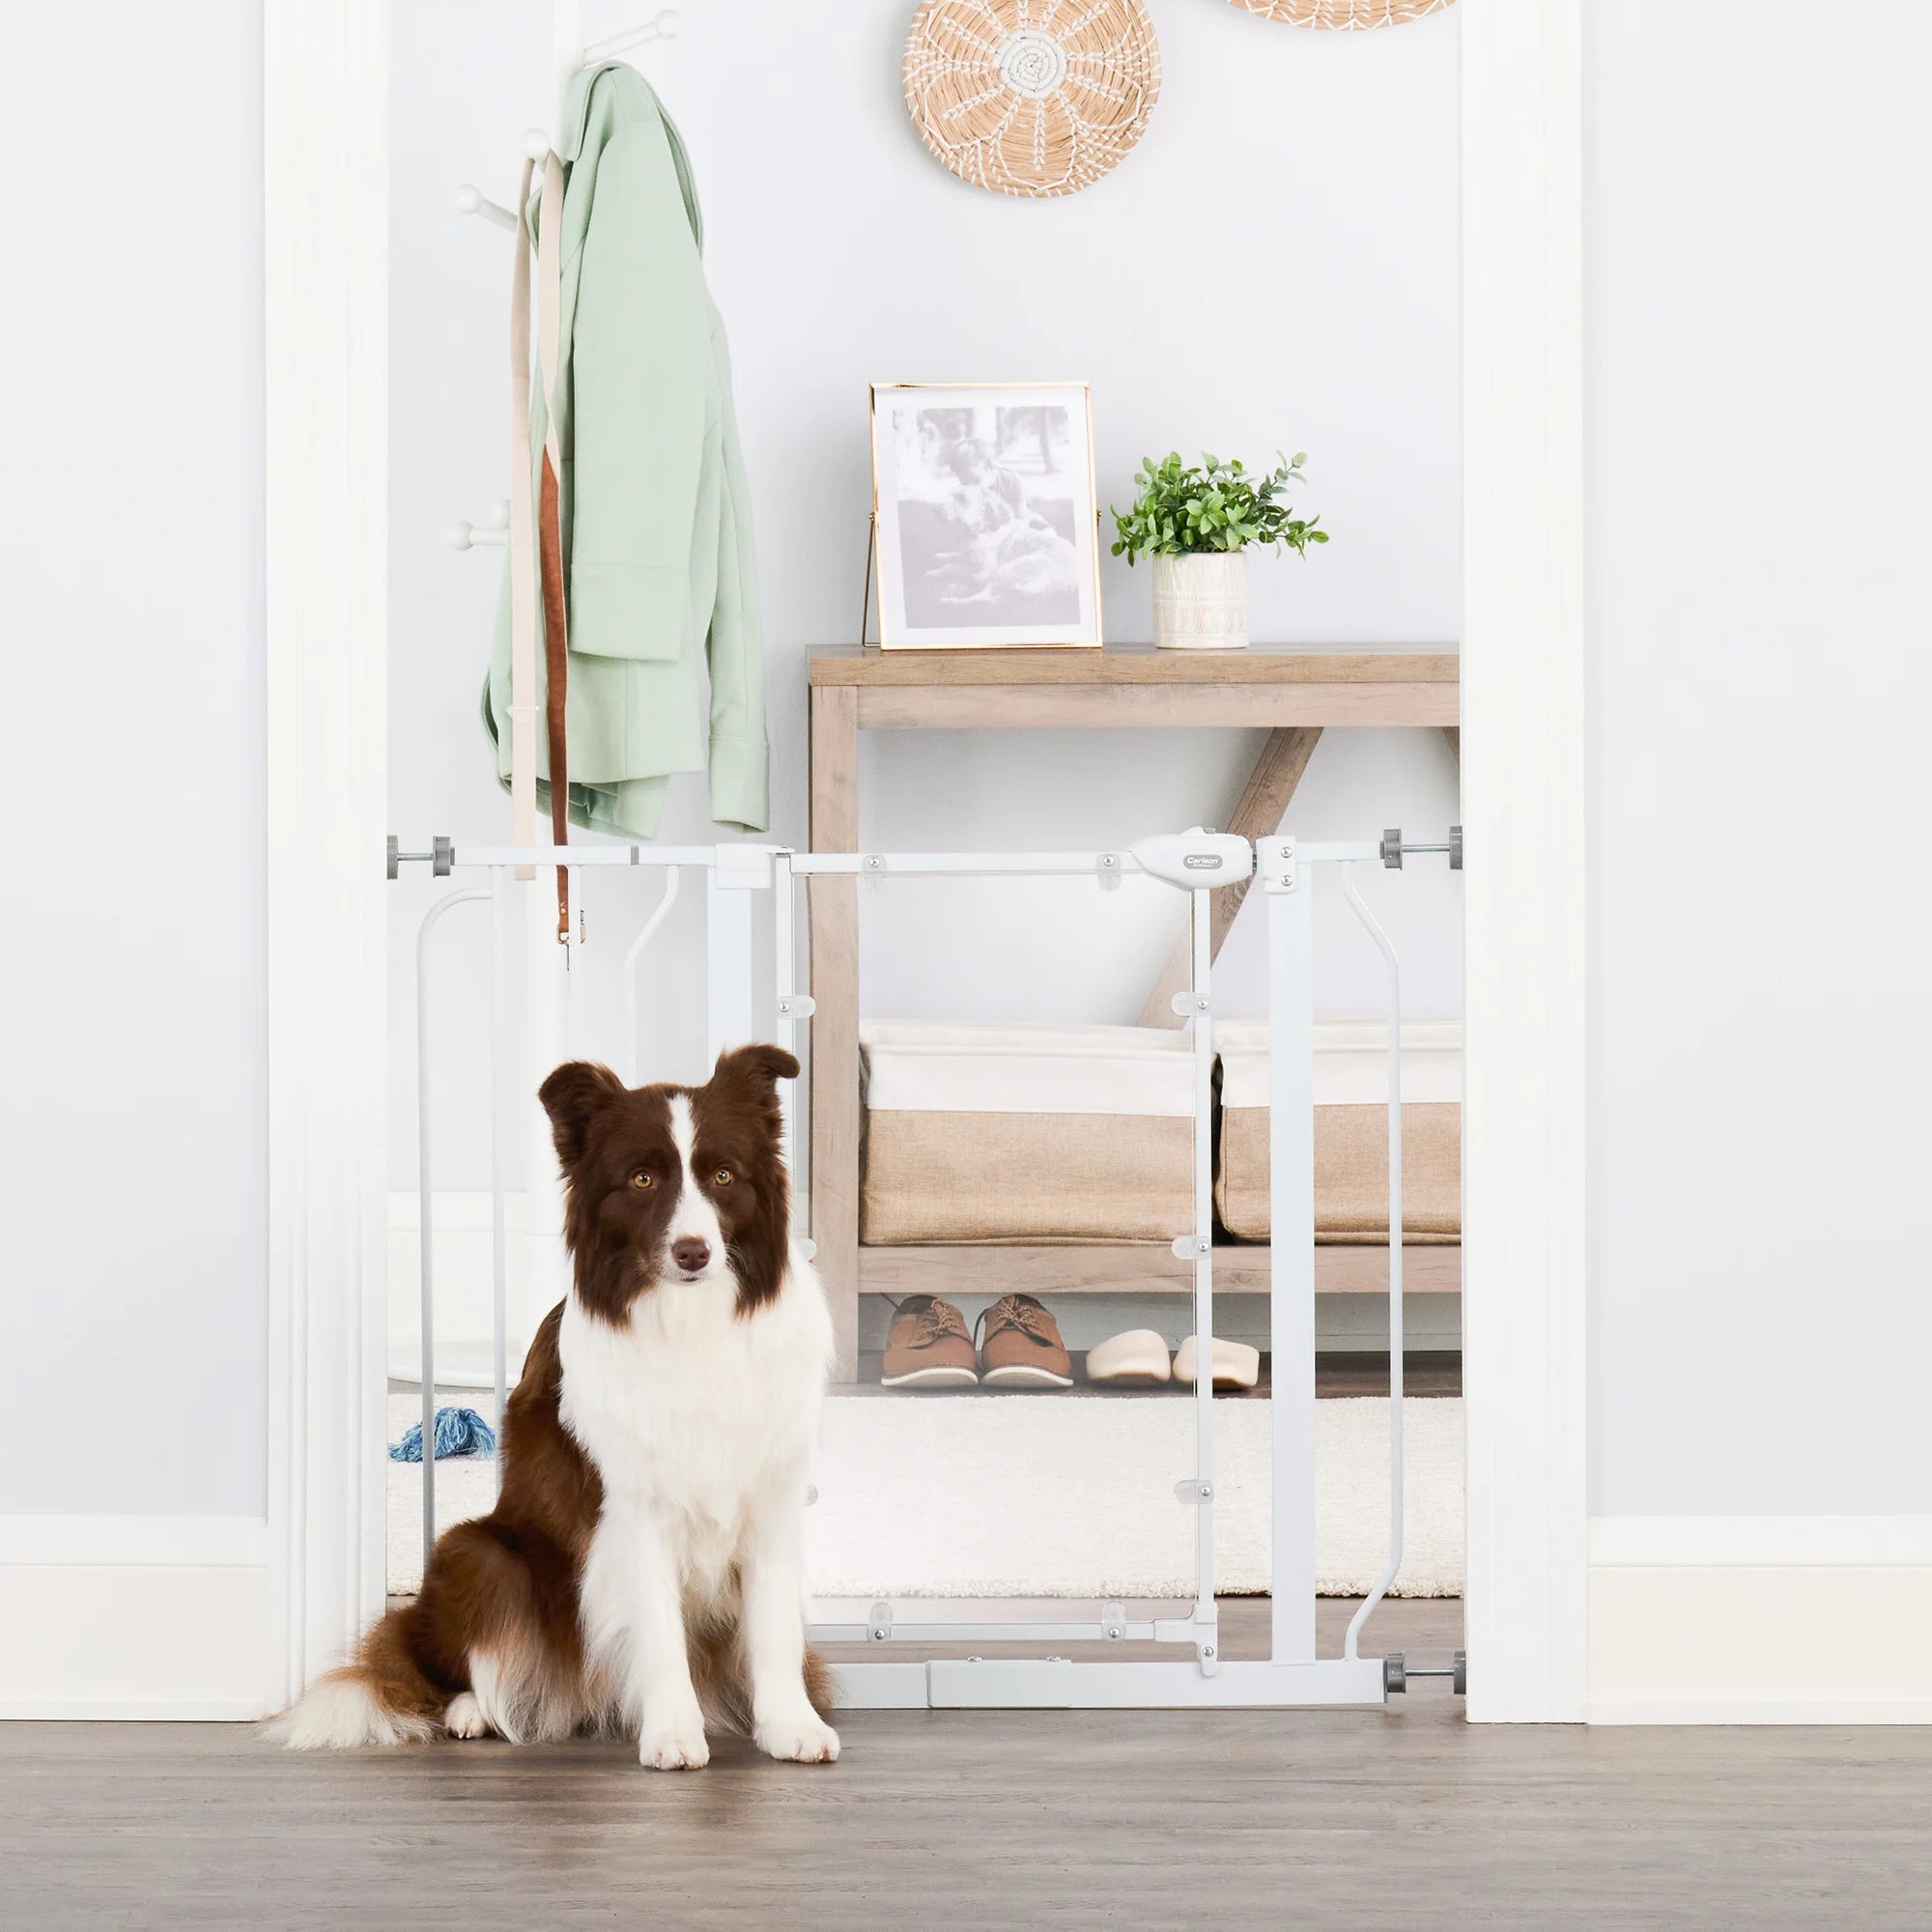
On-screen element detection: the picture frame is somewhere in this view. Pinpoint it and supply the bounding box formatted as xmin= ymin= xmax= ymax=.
xmin=867 ymin=381 xmax=1104 ymax=650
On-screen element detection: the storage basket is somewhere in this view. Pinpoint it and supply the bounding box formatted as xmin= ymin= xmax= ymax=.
xmin=1215 ymin=1019 xmax=1463 ymax=1243
xmin=860 ymin=1019 xmax=1195 ymax=1244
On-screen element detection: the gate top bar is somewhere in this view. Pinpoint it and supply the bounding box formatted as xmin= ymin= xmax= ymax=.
xmin=386 ymin=840 xmax=739 ymax=872
xmin=386 ymin=842 xmax=1209 ymax=879
xmin=792 ymin=850 xmax=1152 ymax=879
xmin=389 ymin=836 xmax=1455 ymax=879
xmin=796 ymin=833 xmax=1255 ymax=889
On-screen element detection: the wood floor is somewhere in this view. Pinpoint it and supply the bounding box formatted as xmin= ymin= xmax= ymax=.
xmin=9 ymin=1597 xmax=1932 ymax=1927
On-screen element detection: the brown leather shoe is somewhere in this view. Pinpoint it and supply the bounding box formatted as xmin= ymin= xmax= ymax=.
xmin=976 ymin=1293 xmax=1073 ymax=1389
xmin=881 ymin=1294 xmax=979 ymax=1388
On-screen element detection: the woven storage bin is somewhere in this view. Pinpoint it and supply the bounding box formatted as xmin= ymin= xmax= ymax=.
xmin=1215 ymin=1020 xmax=1463 ymax=1243
xmin=861 ymin=1019 xmax=1194 ymax=1244
xmin=903 ymin=0 xmax=1161 ymax=198
xmin=1227 ymin=0 xmax=1456 ymax=28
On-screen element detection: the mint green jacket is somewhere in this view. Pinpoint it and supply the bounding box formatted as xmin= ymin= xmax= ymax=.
xmin=483 ymin=63 xmax=769 ymax=838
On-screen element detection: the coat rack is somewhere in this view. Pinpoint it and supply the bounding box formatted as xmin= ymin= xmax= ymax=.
xmin=441 ymin=3 xmax=687 ymax=1335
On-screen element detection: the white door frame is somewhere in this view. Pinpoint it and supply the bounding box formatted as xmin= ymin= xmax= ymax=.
xmin=261 ymin=0 xmax=1592 ymax=1721
xmin=263 ymin=0 xmax=391 ymax=1709
xmin=1459 ymin=0 xmax=1589 ymax=1722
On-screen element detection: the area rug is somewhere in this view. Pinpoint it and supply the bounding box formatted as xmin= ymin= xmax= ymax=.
xmin=388 ymin=1391 xmax=1463 ymax=1601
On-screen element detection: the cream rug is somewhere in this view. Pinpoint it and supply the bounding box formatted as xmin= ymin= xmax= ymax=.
xmin=388 ymin=1391 xmax=1463 ymax=1601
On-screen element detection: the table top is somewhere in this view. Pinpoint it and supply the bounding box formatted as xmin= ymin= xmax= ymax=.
xmin=808 ymin=641 xmax=1460 ymax=688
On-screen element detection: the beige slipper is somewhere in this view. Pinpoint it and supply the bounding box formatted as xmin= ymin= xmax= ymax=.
xmin=1084 ymin=1328 xmax=1172 ymax=1388
xmin=1172 ymin=1336 xmax=1261 ymax=1391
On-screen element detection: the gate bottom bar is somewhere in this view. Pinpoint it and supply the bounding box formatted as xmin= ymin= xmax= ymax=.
xmin=828 ymin=1658 xmax=1389 ymax=1711
xmin=809 ymin=1619 xmax=1169 ymax=1645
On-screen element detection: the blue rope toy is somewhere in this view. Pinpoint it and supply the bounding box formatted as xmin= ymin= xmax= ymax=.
xmin=389 ymin=1406 xmax=497 ymax=1463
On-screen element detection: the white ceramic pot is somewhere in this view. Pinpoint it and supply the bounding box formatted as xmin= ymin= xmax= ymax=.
xmin=1151 ymin=550 xmax=1249 ymax=649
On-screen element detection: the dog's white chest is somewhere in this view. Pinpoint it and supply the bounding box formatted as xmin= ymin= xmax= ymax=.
xmin=559 ymin=1253 xmax=830 ymax=1581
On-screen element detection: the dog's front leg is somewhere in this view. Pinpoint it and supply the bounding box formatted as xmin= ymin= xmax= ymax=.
xmin=624 ymin=1510 xmax=708 ymax=1771
xmin=741 ymin=1501 xmax=839 ymax=1765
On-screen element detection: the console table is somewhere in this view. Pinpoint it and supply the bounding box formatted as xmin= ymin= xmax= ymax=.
xmin=807 ymin=642 xmax=1460 ymax=1380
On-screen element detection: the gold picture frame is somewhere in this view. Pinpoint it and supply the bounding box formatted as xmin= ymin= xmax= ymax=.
xmin=867 ymin=381 xmax=1104 ymax=650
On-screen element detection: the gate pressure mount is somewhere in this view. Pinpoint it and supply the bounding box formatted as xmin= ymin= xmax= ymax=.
xmin=387 ymin=835 xmax=454 ymax=880
xmin=1381 ymin=826 xmax=1463 ymax=871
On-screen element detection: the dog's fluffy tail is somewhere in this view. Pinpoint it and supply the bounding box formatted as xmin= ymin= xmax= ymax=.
xmin=265 ymin=1605 xmax=443 ymax=1750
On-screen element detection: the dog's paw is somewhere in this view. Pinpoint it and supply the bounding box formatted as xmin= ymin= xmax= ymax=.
xmin=443 ymin=1693 xmax=489 ymax=1740
xmin=639 ymin=1711 xmax=710 ymax=1772
xmin=755 ymin=1712 xmax=840 ymax=1765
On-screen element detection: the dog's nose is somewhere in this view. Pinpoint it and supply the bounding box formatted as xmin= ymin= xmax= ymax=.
xmin=671 ymin=1236 xmax=712 ymax=1275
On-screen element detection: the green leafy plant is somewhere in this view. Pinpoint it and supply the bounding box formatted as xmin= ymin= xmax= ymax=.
xmin=1110 ymin=451 xmax=1329 ymax=564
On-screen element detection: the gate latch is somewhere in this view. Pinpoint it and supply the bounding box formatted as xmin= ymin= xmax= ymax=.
xmin=1129 ymin=828 xmax=1253 ymax=892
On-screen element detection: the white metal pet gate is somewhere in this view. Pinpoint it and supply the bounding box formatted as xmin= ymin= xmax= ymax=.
xmin=393 ymin=825 xmax=1463 ymax=1711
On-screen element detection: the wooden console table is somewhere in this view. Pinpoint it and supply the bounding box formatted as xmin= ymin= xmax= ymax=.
xmin=807 ymin=642 xmax=1460 ymax=1380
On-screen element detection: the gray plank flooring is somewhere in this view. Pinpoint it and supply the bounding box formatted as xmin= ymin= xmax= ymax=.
xmin=5 ymin=1598 xmax=1930 ymax=1929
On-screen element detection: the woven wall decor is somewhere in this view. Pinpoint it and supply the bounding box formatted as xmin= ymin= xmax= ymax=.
xmin=1228 ymin=0 xmax=1456 ymax=28
xmin=904 ymin=0 xmax=1161 ymax=198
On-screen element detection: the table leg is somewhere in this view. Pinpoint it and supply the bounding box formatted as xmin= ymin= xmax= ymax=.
xmin=810 ymin=684 xmax=861 ymax=1381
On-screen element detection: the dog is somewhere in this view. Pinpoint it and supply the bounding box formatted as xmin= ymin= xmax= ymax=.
xmin=270 ymin=1043 xmax=838 ymax=1769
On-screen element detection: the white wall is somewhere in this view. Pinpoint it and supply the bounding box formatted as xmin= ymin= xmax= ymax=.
xmin=0 ymin=3 xmax=266 ymax=1515
xmin=1585 ymin=1 xmax=1932 ymax=1517
xmin=387 ymin=0 xmax=1463 ymax=1190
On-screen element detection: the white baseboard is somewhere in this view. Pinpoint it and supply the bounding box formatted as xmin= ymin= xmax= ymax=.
xmin=0 ymin=1516 xmax=272 ymax=1720
xmin=1587 ymin=1515 xmax=1932 ymax=1724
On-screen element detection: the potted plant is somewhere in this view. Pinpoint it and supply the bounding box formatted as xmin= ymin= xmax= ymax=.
xmin=1110 ymin=451 xmax=1328 ymax=649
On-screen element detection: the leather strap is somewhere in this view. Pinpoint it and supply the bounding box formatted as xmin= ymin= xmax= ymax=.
xmin=505 ymin=157 xmax=538 ymax=883
xmin=536 ymin=152 xmax=570 ymax=941
xmin=539 ymin=454 xmax=569 ymax=939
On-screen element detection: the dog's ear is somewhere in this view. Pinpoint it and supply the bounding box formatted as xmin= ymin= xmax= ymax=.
xmin=709 ymin=1043 xmax=800 ymax=1095
xmin=538 ymin=1061 xmax=627 ymax=1168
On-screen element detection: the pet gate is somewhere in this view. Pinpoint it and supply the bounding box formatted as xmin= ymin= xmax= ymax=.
xmin=392 ymin=825 xmax=1463 ymax=1710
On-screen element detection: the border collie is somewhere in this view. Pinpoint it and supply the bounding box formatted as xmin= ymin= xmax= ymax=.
xmin=272 ymin=1044 xmax=838 ymax=1769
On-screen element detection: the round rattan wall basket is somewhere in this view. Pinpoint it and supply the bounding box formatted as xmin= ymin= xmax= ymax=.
xmin=903 ymin=0 xmax=1161 ymax=198
xmin=1228 ymin=0 xmax=1456 ymax=27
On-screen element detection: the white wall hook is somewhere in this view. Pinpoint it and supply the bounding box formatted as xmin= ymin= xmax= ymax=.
xmin=584 ymin=10 xmax=680 ymax=65
xmin=451 ymin=184 xmax=517 ymax=233
xmin=526 ymin=14 xmax=681 ymax=163
xmin=448 ymin=501 xmax=510 ymax=552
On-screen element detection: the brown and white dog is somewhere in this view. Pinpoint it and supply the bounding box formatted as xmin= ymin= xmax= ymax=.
xmin=271 ymin=1044 xmax=838 ymax=1769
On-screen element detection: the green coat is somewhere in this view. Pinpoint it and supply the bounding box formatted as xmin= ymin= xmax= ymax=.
xmin=483 ymin=63 xmax=769 ymax=838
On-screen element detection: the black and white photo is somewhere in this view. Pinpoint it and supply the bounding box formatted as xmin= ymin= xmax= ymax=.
xmin=869 ymin=383 xmax=1102 ymax=648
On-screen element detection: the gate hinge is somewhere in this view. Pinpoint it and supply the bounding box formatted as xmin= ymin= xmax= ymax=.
xmin=1258 ymin=835 xmax=1297 ymax=893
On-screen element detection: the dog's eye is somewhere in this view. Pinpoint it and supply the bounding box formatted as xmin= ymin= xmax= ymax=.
xmin=713 ymin=1166 xmax=733 ymax=1187
xmin=629 ymin=1170 xmax=654 ymax=1190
